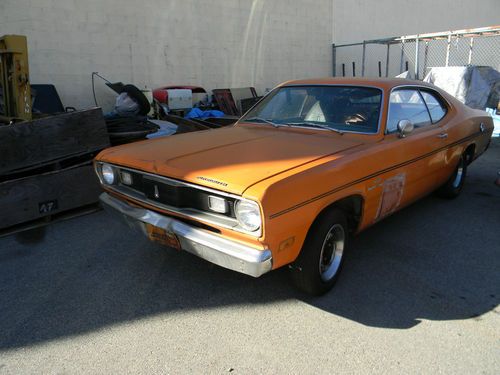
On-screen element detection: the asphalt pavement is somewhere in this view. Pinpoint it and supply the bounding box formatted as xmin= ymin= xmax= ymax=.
xmin=0 ymin=140 xmax=499 ymax=374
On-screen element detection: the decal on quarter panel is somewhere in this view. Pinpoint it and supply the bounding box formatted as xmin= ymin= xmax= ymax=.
xmin=376 ymin=173 xmax=406 ymax=220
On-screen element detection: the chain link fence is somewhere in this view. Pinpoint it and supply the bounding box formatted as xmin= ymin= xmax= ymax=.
xmin=332 ymin=25 xmax=500 ymax=80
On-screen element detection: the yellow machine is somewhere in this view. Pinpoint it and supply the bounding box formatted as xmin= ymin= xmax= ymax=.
xmin=0 ymin=35 xmax=32 ymax=122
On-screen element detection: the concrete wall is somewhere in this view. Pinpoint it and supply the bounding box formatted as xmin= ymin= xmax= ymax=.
xmin=2 ymin=0 xmax=499 ymax=109
xmin=0 ymin=0 xmax=334 ymax=109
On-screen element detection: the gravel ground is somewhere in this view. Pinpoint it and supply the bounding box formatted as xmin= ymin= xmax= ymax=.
xmin=0 ymin=140 xmax=499 ymax=374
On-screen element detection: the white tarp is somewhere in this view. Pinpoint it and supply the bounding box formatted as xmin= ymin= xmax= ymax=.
xmin=395 ymin=70 xmax=414 ymax=79
xmin=423 ymin=66 xmax=500 ymax=109
xmin=423 ymin=66 xmax=500 ymax=136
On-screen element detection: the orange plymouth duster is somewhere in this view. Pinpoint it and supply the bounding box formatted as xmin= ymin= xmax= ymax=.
xmin=95 ymin=78 xmax=493 ymax=295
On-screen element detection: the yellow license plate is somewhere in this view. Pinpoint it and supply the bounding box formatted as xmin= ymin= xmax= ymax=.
xmin=145 ymin=224 xmax=181 ymax=250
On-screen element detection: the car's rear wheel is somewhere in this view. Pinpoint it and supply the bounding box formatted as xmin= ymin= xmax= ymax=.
xmin=290 ymin=209 xmax=348 ymax=295
xmin=437 ymin=153 xmax=468 ymax=199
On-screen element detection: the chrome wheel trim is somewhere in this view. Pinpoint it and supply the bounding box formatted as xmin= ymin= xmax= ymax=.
xmin=452 ymin=158 xmax=464 ymax=189
xmin=319 ymin=223 xmax=345 ymax=282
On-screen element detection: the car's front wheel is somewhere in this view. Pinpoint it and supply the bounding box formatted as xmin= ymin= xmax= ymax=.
xmin=290 ymin=208 xmax=348 ymax=295
xmin=437 ymin=153 xmax=468 ymax=199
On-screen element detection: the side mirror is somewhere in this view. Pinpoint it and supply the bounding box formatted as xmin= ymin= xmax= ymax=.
xmin=397 ymin=119 xmax=414 ymax=138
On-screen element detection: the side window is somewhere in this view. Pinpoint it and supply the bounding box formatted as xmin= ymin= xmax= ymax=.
xmin=386 ymin=89 xmax=432 ymax=133
xmin=420 ymin=91 xmax=447 ymax=123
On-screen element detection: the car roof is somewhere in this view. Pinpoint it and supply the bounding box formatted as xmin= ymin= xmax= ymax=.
xmin=280 ymin=77 xmax=436 ymax=90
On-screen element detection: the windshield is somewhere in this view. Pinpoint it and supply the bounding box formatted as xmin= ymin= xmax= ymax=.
xmin=242 ymin=85 xmax=382 ymax=134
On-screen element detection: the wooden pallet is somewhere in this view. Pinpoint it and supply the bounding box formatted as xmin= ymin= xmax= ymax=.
xmin=0 ymin=107 xmax=110 ymax=232
xmin=0 ymin=161 xmax=102 ymax=230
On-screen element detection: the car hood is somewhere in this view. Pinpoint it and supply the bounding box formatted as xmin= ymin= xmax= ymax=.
xmin=98 ymin=125 xmax=363 ymax=195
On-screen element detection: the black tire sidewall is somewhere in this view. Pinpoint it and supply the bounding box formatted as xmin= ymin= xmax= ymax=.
xmin=291 ymin=209 xmax=349 ymax=295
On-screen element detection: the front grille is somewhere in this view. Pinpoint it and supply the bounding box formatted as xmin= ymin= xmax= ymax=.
xmin=126 ymin=171 xmax=144 ymax=191
xmin=118 ymin=169 xmax=237 ymax=218
xmin=143 ymin=177 xmax=183 ymax=206
xmin=97 ymin=162 xmax=261 ymax=237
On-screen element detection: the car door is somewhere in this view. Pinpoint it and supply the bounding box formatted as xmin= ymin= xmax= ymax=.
xmin=375 ymin=88 xmax=448 ymax=218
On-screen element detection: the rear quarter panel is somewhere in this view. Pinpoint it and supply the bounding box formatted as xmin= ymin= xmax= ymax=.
xmin=440 ymin=94 xmax=494 ymax=184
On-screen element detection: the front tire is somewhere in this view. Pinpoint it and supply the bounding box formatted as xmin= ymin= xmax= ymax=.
xmin=290 ymin=209 xmax=349 ymax=295
xmin=437 ymin=153 xmax=467 ymax=199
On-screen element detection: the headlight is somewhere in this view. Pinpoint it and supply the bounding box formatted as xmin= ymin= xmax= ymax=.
xmin=101 ymin=164 xmax=116 ymax=185
xmin=235 ymin=200 xmax=261 ymax=232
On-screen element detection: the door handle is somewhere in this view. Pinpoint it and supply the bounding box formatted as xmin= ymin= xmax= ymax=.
xmin=437 ymin=133 xmax=448 ymax=139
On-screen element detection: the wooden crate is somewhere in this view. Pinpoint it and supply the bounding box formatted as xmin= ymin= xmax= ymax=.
xmin=0 ymin=162 xmax=102 ymax=230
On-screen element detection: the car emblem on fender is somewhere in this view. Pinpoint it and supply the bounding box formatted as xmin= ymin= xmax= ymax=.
xmin=154 ymin=185 xmax=160 ymax=199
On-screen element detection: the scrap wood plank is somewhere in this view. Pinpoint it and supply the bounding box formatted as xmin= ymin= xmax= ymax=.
xmin=0 ymin=107 xmax=109 ymax=175
xmin=0 ymin=161 xmax=102 ymax=229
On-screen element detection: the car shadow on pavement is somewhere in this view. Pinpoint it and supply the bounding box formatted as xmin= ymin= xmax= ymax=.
xmin=0 ymin=149 xmax=499 ymax=349
xmin=309 ymin=192 xmax=500 ymax=329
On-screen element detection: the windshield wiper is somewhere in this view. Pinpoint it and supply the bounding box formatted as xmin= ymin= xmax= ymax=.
xmin=287 ymin=122 xmax=344 ymax=134
xmin=244 ymin=117 xmax=288 ymax=128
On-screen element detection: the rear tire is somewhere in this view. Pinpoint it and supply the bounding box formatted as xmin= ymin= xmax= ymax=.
xmin=437 ymin=153 xmax=467 ymax=199
xmin=290 ymin=209 xmax=349 ymax=295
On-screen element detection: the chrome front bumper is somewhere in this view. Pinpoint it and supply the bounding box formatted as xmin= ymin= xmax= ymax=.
xmin=100 ymin=193 xmax=273 ymax=277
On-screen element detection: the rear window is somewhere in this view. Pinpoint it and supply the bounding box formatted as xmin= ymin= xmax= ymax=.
xmin=420 ymin=91 xmax=447 ymax=123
